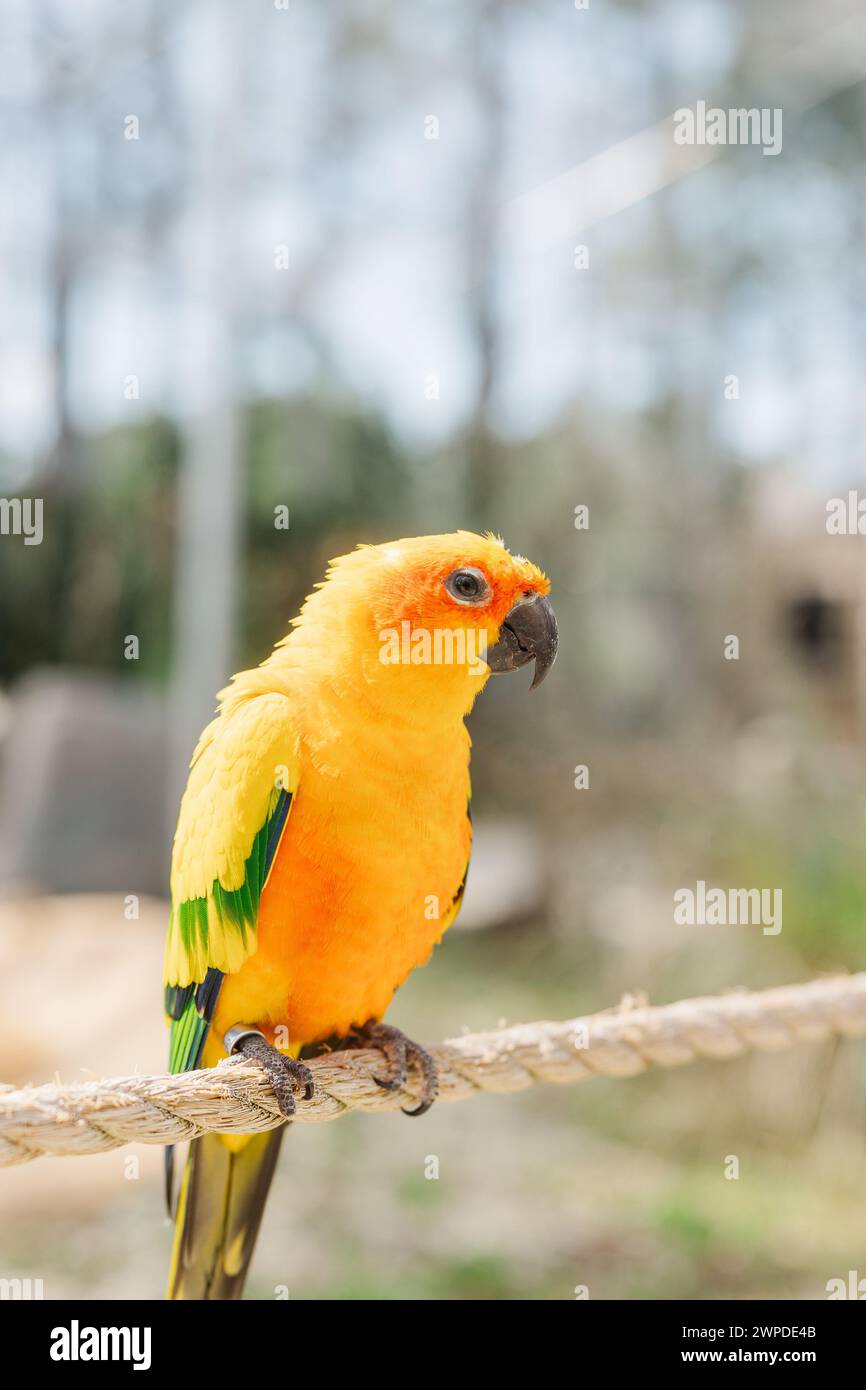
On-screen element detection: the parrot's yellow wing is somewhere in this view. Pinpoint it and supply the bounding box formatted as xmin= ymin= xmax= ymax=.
xmin=163 ymin=692 xmax=300 ymax=1076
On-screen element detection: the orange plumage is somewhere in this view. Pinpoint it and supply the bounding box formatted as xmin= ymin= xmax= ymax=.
xmin=164 ymin=531 xmax=553 ymax=1297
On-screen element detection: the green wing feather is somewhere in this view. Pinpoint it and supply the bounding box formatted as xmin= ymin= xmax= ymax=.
xmin=163 ymin=692 xmax=299 ymax=1076
xmin=165 ymin=785 xmax=293 ymax=1075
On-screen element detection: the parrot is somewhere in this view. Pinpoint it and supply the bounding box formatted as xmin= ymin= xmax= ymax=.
xmin=163 ymin=530 xmax=557 ymax=1299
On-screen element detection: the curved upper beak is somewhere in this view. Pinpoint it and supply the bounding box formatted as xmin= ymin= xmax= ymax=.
xmin=486 ymin=594 xmax=558 ymax=690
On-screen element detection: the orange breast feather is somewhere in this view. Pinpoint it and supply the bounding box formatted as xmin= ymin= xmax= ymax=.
xmin=209 ymin=716 xmax=471 ymax=1054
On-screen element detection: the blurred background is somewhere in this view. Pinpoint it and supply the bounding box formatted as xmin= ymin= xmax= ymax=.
xmin=1 ymin=0 xmax=866 ymax=1300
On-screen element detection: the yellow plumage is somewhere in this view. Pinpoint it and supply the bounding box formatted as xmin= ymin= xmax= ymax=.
xmin=163 ymin=531 xmax=553 ymax=1298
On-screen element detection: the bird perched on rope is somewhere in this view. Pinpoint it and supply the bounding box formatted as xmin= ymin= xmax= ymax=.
xmin=163 ymin=531 xmax=557 ymax=1299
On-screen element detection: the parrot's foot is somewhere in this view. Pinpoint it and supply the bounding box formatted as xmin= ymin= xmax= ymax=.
xmin=223 ymin=1025 xmax=314 ymax=1119
xmin=350 ymin=1021 xmax=439 ymax=1117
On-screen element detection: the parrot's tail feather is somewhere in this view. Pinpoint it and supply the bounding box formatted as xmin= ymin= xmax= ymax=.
xmin=164 ymin=1144 xmax=176 ymax=1217
xmin=166 ymin=1130 xmax=285 ymax=1300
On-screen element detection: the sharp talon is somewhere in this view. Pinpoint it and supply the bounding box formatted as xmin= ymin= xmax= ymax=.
xmin=231 ymin=1032 xmax=314 ymax=1119
xmin=372 ymin=1073 xmax=402 ymax=1092
xmin=346 ymin=1021 xmax=439 ymax=1117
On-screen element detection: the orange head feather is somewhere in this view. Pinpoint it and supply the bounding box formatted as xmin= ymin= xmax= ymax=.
xmin=251 ymin=531 xmax=553 ymax=721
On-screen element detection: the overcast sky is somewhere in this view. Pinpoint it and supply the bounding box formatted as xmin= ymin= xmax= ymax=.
xmin=0 ymin=0 xmax=864 ymax=493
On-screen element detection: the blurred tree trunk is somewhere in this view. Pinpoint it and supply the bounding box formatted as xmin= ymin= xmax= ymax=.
xmin=168 ymin=0 xmax=245 ymax=840
xmin=464 ymin=0 xmax=505 ymax=527
xmin=39 ymin=5 xmax=84 ymax=659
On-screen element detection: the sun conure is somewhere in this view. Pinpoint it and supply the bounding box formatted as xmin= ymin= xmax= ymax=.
xmin=164 ymin=531 xmax=557 ymax=1298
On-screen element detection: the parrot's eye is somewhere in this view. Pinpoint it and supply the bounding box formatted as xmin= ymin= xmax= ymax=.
xmin=444 ymin=567 xmax=491 ymax=605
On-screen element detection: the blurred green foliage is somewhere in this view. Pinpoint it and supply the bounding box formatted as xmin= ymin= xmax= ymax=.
xmin=0 ymin=402 xmax=410 ymax=685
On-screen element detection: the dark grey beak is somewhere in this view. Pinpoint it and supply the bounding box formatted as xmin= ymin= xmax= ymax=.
xmin=486 ymin=594 xmax=558 ymax=690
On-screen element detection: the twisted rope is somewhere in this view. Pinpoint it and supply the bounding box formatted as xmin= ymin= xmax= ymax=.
xmin=2 ymin=973 xmax=865 ymax=1167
